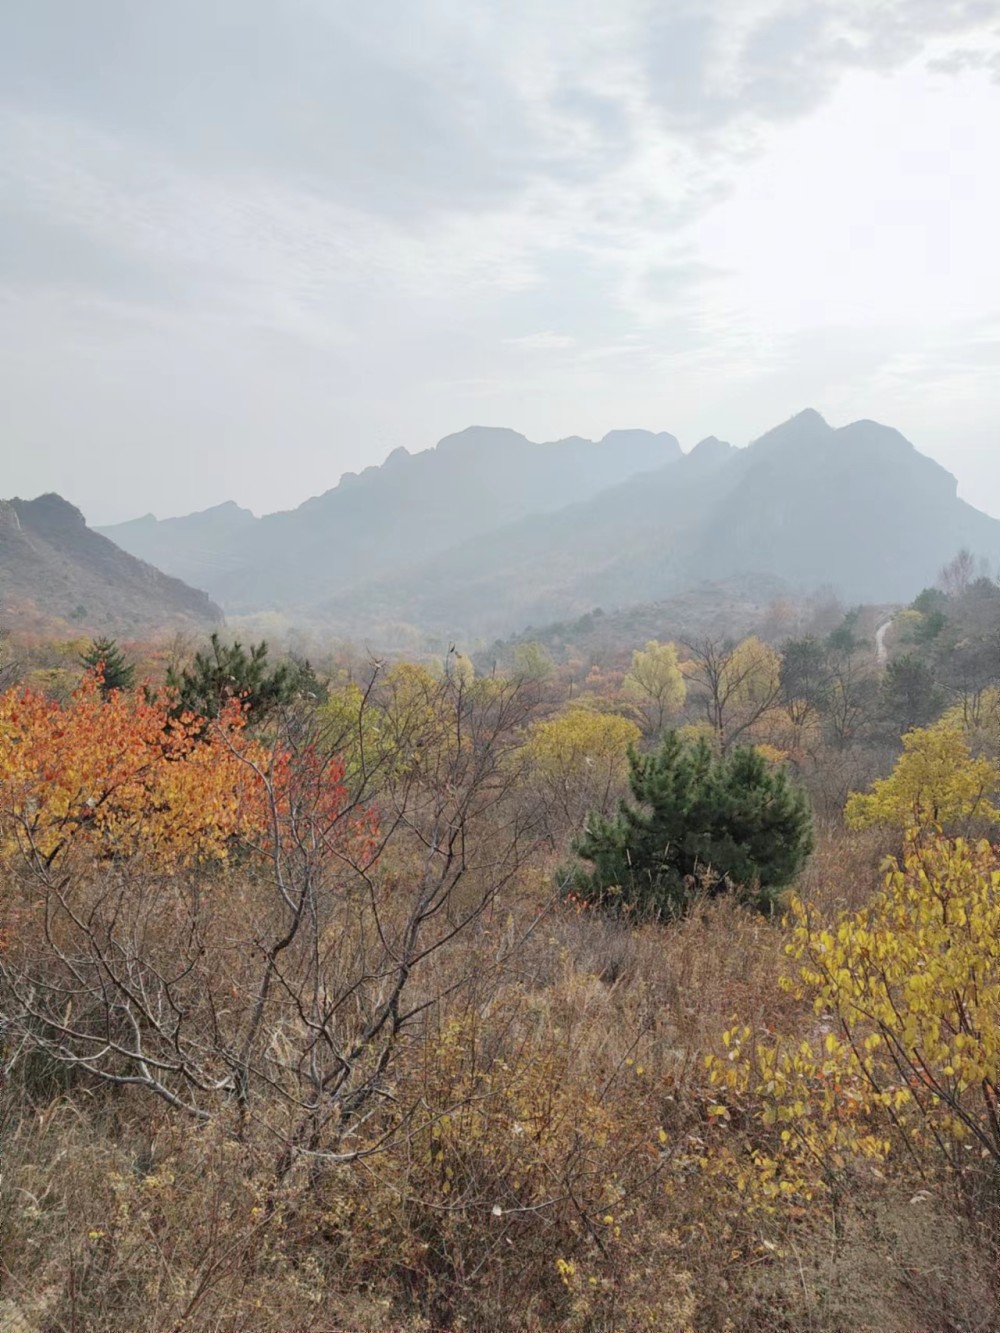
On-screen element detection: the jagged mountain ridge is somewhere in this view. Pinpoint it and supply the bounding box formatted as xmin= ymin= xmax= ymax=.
xmin=314 ymin=411 xmax=1000 ymax=638
xmin=98 ymin=426 xmax=682 ymax=610
xmin=0 ymin=493 xmax=223 ymax=635
xmin=315 ymin=432 xmax=742 ymax=635
xmin=93 ymin=411 xmax=1000 ymax=641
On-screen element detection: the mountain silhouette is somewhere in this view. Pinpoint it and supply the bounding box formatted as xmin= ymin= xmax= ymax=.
xmin=96 ymin=412 xmax=1000 ymax=639
xmin=98 ymin=427 xmax=681 ymax=611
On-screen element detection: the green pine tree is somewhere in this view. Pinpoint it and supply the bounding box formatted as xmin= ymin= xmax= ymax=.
xmin=879 ymin=654 xmax=945 ymax=735
xmin=166 ymin=633 xmax=319 ymax=725
xmin=563 ymin=732 xmax=812 ymax=920
xmin=80 ymin=636 xmax=135 ymax=697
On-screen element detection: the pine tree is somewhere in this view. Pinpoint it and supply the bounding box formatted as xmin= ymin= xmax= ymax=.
xmin=80 ymin=636 xmax=135 ymax=697
xmin=564 ymin=732 xmax=812 ymax=920
xmin=879 ymin=654 xmax=944 ymax=735
xmin=166 ymin=633 xmax=318 ymax=725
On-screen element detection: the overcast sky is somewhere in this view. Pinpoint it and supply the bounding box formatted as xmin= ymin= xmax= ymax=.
xmin=2 ymin=1 xmax=999 ymax=524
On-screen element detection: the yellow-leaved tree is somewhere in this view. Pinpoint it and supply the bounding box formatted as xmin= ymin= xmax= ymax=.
xmin=845 ymin=723 xmax=1000 ymax=833
xmin=520 ymin=704 xmax=641 ymax=838
xmin=622 ymin=639 xmax=686 ymax=737
xmin=706 ymin=836 xmax=1000 ymax=1214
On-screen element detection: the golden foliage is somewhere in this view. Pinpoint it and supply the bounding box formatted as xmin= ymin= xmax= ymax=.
xmin=845 ymin=723 xmax=1000 ymax=832
xmin=521 ymin=705 xmax=639 ymax=786
xmin=707 ymin=835 xmax=1000 ymax=1214
xmin=519 ymin=704 xmax=641 ymax=834
xmin=623 ymin=639 xmax=686 ymax=734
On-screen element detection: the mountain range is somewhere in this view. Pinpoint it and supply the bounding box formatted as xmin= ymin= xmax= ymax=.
xmin=2 ymin=410 xmax=993 ymax=643
xmin=92 ymin=410 xmax=1000 ymax=641
xmin=100 ymin=426 xmax=680 ymax=614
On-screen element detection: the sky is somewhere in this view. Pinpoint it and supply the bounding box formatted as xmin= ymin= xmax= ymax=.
xmin=2 ymin=0 xmax=999 ymax=525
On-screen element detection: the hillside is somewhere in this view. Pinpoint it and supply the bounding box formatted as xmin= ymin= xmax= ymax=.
xmin=685 ymin=410 xmax=1000 ymax=600
xmin=98 ymin=501 xmax=257 ymax=590
xmin=473 ymin=572 xmax=795 ymax=671
xmin=98 ymin=426 xmax=681 ymax=610
xmin=0 ymin=493 xmax=223 ymax=635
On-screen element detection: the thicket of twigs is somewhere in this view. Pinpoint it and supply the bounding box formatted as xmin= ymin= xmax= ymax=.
xmin=2 ymin=631 xmax=1000 ymax=1332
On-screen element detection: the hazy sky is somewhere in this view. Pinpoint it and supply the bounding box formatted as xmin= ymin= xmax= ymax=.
xmin=2 ymin=1 xmax=999 ymax=525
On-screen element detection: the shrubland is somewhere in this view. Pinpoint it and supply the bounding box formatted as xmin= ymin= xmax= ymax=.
xmin=3 ymin=583 xmax=1000 ymax=1331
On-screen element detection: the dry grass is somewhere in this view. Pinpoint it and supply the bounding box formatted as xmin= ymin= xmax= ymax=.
xmin=0 ymin=823 xmax=998 ymax=1332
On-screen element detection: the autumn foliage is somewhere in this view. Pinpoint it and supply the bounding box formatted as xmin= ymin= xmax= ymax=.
xmin=0 ymin=669 xmax=376 ymax=882
xmin=706 ymin=834 xmax=1000 ymax=1226
xmin=0 ymin=673 xmax=274 ymax=869
xmin=8 ymin=611 xmax=1000 ymax=1330
xmin=845 ymin=721 xmax=1000 ymax=833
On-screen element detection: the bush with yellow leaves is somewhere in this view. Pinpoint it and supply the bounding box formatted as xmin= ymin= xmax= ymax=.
xmin=706 ymin=835 xmax=1000 ymax=1220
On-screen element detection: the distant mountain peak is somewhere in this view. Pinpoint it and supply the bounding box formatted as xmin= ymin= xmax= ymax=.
xmin=435 ymin=425 xmax=528 ymax=454
xmin=684 ymin=436 xmax=735 ymax=474
xmin=600 ymin=428 xmax=667 ymax=443
xmin=747 ymin=407 xmax=836 ymax=456
xmin=15 ymin=492 xmax=88 ymax=528
xmin=688 ymin=435 xmax=731 ymax=456
xmin=599 ymin=428 xmax=682 ymax=459
xmin=789 ymin=407 xmax=829 ymax=428
xmin=204 ymin=500 xmax=255 ymax=517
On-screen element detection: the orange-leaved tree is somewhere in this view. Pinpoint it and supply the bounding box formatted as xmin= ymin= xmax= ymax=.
xmin=0 ymin=672 xmax=271 ymax=870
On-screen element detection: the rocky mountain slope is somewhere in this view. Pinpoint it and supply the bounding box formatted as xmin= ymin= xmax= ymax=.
xmin=0 ymin=494 xmax=223 ymax=635
xmin=98 ymin=501 xmax=256 ymax=590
